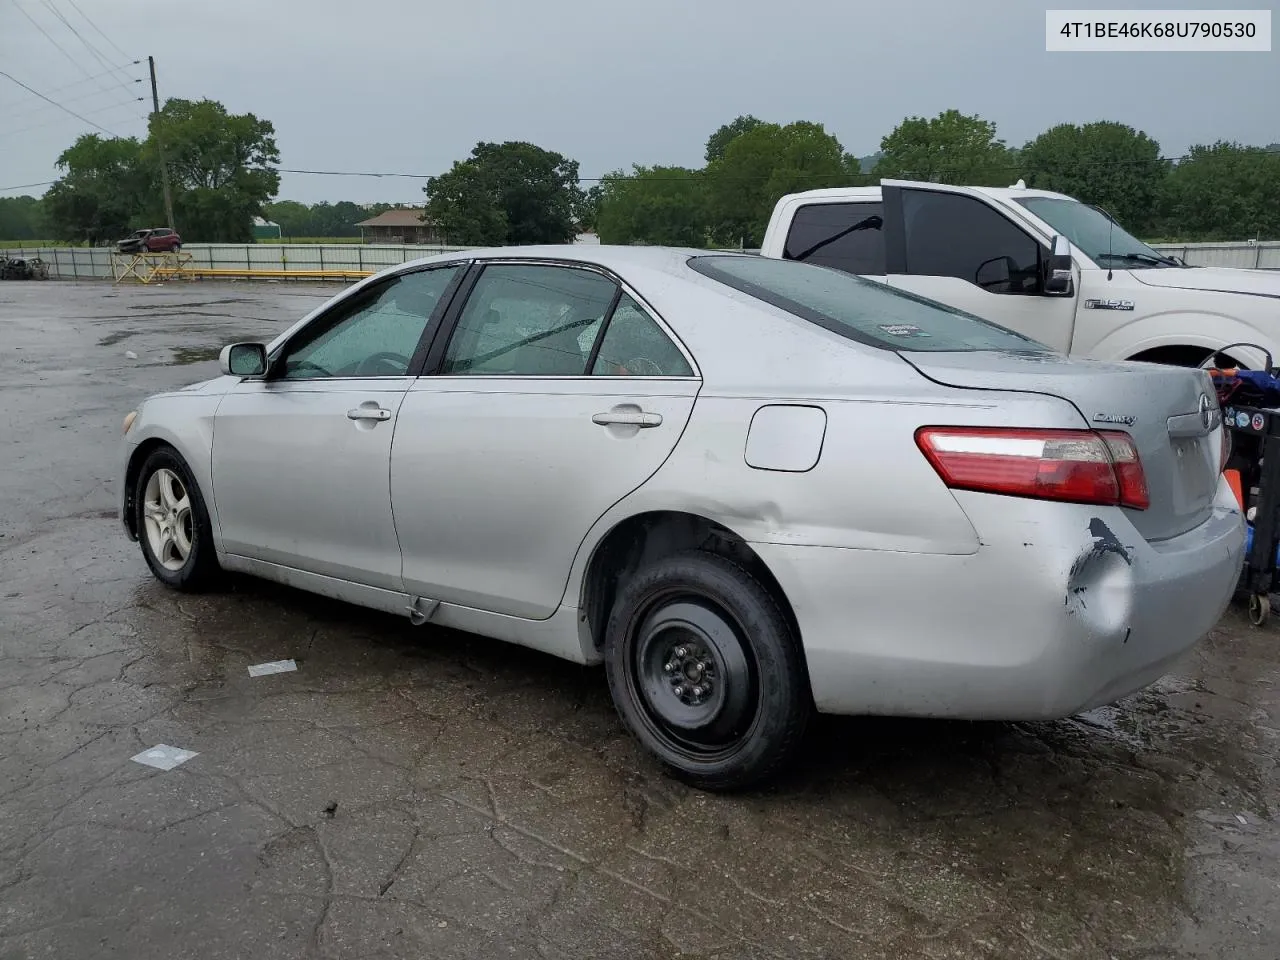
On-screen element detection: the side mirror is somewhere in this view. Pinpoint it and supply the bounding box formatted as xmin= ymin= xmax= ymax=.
xmin=1043 ymin=235 xmax=1074 ymax=296
xmin=219 ymin=342 xmax=267 ymax=378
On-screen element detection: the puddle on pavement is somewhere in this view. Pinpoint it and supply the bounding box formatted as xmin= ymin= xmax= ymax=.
xmin=169 ymin=346 xmax=222 ymax=364
xmin=98 ymin=329 xmax=141 ymax=347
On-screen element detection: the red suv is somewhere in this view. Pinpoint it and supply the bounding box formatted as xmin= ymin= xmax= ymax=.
xmin=116 ymin=228 xmax=182 ymax=254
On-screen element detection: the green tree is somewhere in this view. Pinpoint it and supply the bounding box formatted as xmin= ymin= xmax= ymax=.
xmin=146 ymin=97 xmax=280 ymax=241
xmin=262 ymin=200 xmax=313 ymax=238
xmin=705 ymin=114 xmax=764 ymax=164
xmin=423 ymin=141 xmax=582 ymax=245
xmin=873 ymin=110 xmax=1013 ymax=186
xmin=305 ymin=201 xmax=366 ymax=237
xmin=575 ymin=183 xmax=603 ymax=232
xmin=42 ymin=134 xmax=152 ymax=244
xmin=596 ymin=165 xmax=708 ymax=246
xmin=1020 ymin=121 xmax=1166 ymax=233
xmin=1160 ymin=141 xmax=1280 ymax=240
xmin=0 ymin=195 xmax=46 ymax=240
xmin=705 ymin=120 xmax=849 ymax=247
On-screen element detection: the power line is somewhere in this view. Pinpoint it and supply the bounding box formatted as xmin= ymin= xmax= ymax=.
xmin=0 ymin=180 xmax=55 ymax=192
xmin=0 ymin=70 xmax=123 ymax=136
xmin=10 ymin=1 xmax=96 ymax=84
xmin=8 ymin=0 xmax=138 ymax=116
xmin=41 ymin=0 xmax=142 ymax=107
xmin=5 ymin=99 xmax=145 ymax=137
xmin=63 ymin=0 xmax=133 ymax=63
xmin=4 ymin=82 xmax=144 ymax=126
xmin=270 ymin=150 xmax=1279 ymax=184
xmin=0 ymin=63 xmax=142 ymax=111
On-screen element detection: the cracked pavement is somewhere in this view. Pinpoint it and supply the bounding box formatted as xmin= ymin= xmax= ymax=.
xmin=1 ymin=280 xmax=1278 ymax=959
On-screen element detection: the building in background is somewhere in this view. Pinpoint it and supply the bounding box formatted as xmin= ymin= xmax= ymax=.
xmin=355 ymin=207 xmax=442 ymax=244
xmin=251 ymin=217 xmax=282 ymax=240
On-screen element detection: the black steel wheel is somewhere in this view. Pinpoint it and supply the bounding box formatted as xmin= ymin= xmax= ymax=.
xmin=604 ymin=550 xmax=810 ymax=791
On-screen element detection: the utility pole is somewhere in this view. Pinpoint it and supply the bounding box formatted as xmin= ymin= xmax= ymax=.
xmin=148 ymin=55 xmax=176 ymax=232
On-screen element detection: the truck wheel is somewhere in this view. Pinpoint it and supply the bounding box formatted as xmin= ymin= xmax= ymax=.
xmin=603 ymin=550 xmax=811 ymax=791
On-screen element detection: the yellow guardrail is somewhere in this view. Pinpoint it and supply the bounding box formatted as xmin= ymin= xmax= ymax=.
xmin=112 ymin=251 xmax=374 ymax=284
xmin=152 ymin=266 xmax=374 ymax=281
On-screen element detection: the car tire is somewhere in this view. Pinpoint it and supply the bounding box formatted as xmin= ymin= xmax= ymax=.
xmin=604 ymin=549 xmax=811 ymax=791
xmin=134 ymin=447 xmax=221 ymax=591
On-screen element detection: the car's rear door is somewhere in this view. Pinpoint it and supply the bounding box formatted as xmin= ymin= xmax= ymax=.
xmin=211 ymin=264 xmax=464 ymax=590
xmin=390 ymin=260 xmax=700 ymax=619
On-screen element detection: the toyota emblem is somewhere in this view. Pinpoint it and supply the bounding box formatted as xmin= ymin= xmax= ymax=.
xmin=1199 ymin=393 xmax=1213 ymax=430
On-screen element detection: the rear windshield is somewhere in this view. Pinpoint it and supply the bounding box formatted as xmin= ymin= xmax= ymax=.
xmin=687 ymin=255 xmax=1050 ymax=353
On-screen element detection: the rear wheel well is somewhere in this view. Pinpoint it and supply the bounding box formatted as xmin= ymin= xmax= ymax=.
xmin=1127 ymin=344 xmax=1246 ymax=369
xmin=123 ymin=439 xmax=178 ymax=538
xmin=582 ymin=511 xmax=804 ymax=659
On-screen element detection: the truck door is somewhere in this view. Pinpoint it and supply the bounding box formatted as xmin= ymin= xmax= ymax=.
xmin=880 ymin=181 xmax=1078 ymax=353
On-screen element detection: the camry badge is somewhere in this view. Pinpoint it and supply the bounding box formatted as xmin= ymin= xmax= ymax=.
xmin=1093 ymin=413 xmax=1136 ymax=426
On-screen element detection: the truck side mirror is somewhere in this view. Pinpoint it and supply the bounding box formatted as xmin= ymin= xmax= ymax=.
xmin=1044 ymin=235 xmax=1073 ymax=296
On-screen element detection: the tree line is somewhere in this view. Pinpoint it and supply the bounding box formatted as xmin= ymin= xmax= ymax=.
xmin=5 ymin=103 xmax=1277 ymax=246
xmin=587 ymin=111 xmax=1280 ymax=248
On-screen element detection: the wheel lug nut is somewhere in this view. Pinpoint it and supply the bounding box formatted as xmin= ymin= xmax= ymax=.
xmin=691 ymin=685 xmax=703 ymax=698
xmin=674 ymin=646 xmax=687 ymax=659
xmin=673 ymin=685 xmax=686 ymax=697
xmin=664 ymin=661 xmax=676 ymax=673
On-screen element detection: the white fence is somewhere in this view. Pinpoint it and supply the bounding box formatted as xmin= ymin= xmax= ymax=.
xmin=4 ymin=239 xmax=1278 ymax=281
xmin=1 ymin=243 xmax=477 ymax=281
xmin=1150 ymin=241 xmax=1280 ymax=270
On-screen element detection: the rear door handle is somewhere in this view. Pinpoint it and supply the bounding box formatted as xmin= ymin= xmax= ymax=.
xmin=347 ymin=406 xmax=392 ymax=422
xmin=592 ymin=410 xmax=663 ymax=428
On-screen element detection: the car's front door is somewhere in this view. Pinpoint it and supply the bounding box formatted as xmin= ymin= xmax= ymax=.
xmin=880 ymin=182 xmax=1079 ymax=352
xmin=211 ymin=264 xmax=464 ymax=589
xmin=390 ymin=261 xmax=700 ymax=619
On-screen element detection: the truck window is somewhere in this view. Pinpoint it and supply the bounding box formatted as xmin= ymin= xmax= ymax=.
xmin=783 ymin=202 xmax=885 ymax=275
xmin=902 ymin=191 xmax=1042 ymax=295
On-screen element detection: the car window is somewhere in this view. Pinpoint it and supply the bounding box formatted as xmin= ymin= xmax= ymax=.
xmin=688 ymin=255 xmax=1048 ymax=353
xmin=783 ymin=202 xmax=885 ymax=275
xmin=279 ymin=266 xmax=460 ymax=380
xmin=591 ymin=295 xmax=693 ymax=377
xmin=901 ymin=191 xmax=1042 ymax=295
xmin=442 ymin=264 xmax=618 ymax=376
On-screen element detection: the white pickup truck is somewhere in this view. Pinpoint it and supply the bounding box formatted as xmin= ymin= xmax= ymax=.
xmin=760 ymin=179 xmax=1280 ymax=370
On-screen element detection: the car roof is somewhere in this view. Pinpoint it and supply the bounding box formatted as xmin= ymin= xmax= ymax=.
xmin=394 ymin=243 xmax=742 ymax=277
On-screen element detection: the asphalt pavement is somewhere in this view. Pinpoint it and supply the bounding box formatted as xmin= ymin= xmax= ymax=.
xmin=1 ymin=279 xmax=1278 ymax=959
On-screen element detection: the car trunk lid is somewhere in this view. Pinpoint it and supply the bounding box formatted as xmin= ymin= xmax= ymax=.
xmin=900 ymin=350 xmax=1222 ymax=542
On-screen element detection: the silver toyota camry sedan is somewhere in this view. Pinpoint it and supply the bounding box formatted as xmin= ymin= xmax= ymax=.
xmin=119 ymin=246 xmax=1244 ymax=789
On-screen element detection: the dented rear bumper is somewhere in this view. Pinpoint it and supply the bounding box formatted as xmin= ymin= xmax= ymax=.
xmin=752 ymin=476 xmax=1244 ymax=720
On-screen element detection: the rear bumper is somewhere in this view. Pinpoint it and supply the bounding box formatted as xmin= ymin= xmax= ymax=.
xmin=753 ymin=478 xmax=1244 ymax=720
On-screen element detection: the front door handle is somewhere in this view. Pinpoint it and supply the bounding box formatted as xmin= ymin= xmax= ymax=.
xmin=592 ymin=410 xmax=663 ymax=428
xmin=347 ymin=406 xmax=392 ymax=422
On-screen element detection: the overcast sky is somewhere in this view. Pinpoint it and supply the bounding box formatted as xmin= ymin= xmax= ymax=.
xmin=1 ymin=0 xmax=1275 ymax=204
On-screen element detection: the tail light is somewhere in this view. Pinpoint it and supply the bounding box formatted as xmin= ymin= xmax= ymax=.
xmin=915 ymin=426 xmax=1150 ymax=510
